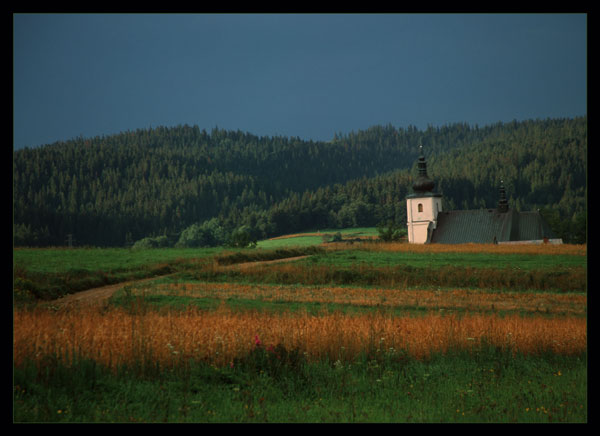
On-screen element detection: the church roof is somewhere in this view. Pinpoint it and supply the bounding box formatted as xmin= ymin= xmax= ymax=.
xmin=430 ymin=208 xmax=556 ymax=244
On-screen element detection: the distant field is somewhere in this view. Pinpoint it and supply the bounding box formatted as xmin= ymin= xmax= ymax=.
xmin=257 ymin=235 xmax=325 ymax=249
xmin=257 ymin=227 xmax=380 ymax=249
xmin=12 ymin=227 xmax=377 ymax=272
xmin=15 ymin=227 xmax=584 ymax=274
xmin=13 ymin=246 xmax=222 ymax=274
xmin=304 ymin=248 xmax=586 ymax=270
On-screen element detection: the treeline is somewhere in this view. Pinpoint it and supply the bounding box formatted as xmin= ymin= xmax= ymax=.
xmin=13 ymin=117 xmax=587 ymax=247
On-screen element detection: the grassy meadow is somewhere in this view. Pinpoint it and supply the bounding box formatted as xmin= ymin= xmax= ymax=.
xmin=13 ymin=231 xmax=587 ymax=423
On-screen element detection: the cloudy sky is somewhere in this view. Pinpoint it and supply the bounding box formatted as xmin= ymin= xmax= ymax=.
xmin=13 ymin=13 xmax=587 ymax=149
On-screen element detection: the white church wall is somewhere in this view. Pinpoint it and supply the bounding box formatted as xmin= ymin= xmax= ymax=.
xmin=406 ymin=196 xmax=442 ymax=244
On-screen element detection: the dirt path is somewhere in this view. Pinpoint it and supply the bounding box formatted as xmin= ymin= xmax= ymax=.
xmin=48 ymin=276 xmax=170 ymax=308
xmin=223 ymin=255 xmax=309 ymax=270
xmin=48 ymin=255 xmax=309 ymax=308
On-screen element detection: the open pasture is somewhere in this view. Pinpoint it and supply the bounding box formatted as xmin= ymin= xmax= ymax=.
xmin=13 ymin=240 xmax=587 ymax=422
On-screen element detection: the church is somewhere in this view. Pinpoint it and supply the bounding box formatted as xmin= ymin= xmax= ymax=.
xmin=405 ymin=149 xmax=561 ymax=245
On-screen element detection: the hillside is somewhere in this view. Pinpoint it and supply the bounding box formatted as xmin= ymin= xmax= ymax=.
xmin=13 ymin=117 xmax=587 ymax=247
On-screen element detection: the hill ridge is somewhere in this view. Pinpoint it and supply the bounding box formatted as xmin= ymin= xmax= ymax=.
xmin=13 ymin=117 xmax=587 ymax=246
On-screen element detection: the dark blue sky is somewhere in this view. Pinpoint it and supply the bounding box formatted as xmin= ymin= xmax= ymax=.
xmin=13 ymin=13 xmax=587 ymax=149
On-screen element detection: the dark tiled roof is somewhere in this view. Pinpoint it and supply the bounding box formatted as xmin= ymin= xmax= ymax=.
xmin=515 ymin=211 xmax=556 ymax=241
xmin=430 ymin=208 xmax=556 ymax=244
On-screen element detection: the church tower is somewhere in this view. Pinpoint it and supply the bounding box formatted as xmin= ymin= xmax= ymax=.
xmin=406 ymin=147 xmax=442 ymax=244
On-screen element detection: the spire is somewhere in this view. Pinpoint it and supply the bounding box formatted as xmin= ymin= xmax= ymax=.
xmin=497 ymin=180 xmax=509 ymax=213
xmin=412 ymin=144 xmax=435 ymax=194
xmin=417 ymin=145 xmax=428 ymax=177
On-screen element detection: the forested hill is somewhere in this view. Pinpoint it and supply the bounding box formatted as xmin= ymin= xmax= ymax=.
xmin=13 ymin=117 xmax=587 ymax=247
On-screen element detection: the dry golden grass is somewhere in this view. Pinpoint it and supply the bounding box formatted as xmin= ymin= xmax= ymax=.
xmin=330 ymin=242 xmax=586 ymax=256
xmin=14 ymin=305 xmax=586 ymax=370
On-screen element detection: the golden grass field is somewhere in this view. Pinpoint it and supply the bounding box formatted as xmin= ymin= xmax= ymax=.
xmin=14 ymin=302 xmax=586 ymax=370
xmin=331 ymin=241 xmax=587 ymax=256
xmin=13 ymin=243 xmax=587 ymax=371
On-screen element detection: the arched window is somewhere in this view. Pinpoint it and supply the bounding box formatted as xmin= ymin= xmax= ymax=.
xmin=418 ymin=203 xmax=423 ymax=213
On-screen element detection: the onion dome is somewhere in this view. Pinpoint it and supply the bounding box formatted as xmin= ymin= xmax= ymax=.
xmin=412 ymin=148 xmax=435 ymax=194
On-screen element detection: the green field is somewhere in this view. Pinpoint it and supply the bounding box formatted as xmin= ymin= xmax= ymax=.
xmin=256 ymin=228 xmax=380 ymax=249
xmin=14 ymin=346 xmax=586 ymax=423
xmin=13 ymin=230 xmax=587 ymax=423
xmin=302 ymin=249 xmax=585 ymax=270
xmin=13 ymin=246 xmax=222 ymax=274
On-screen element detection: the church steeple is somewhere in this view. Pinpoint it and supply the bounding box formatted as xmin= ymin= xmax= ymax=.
xmin=497 ymin=181 xmax=509 ymax=213
xmin=406 ymin=145 xmax=443 ymax=244
xmin=412 ymin=145 xmax=435 ymax=194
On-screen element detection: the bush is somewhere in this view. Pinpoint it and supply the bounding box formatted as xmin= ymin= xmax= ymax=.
xmin=228 ymin=226 xmax=257 ymax=248
xmin=176 ymin=219 xmax=228 ymax=248
xmin=132 ymin=235 xmax=170 ymax=250
xmin=377 ymin=221 xmax=405 ymax=242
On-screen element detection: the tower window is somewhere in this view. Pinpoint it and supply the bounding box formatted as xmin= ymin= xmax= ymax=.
xmin=418 ymin=203 xmax=423 ymax=213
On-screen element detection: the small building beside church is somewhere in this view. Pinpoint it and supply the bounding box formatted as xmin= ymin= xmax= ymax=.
xmin=406 ymin=150 xmax=562 ymax=245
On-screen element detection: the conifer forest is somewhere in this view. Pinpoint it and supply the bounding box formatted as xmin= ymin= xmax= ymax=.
xmin=13 ymin=117 xmax=587 ymax=247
